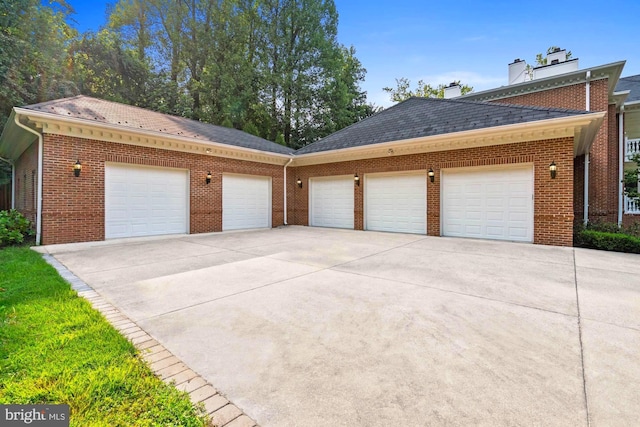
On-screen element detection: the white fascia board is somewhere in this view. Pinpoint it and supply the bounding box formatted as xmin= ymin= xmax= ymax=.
xmin=292 ymin=112 xmax=606 ymax=167
xmin=14 ymin=107 xmax=293 ymax=166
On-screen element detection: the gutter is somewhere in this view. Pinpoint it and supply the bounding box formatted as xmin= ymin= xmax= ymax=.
xmin=13 ymin=115 xmax=43 ymax=245
xmin=283 ymin=158 xmax=293 ymax=225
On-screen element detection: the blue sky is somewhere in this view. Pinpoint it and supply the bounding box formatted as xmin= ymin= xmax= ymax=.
xmin=67 ymin=0 xmax=640 ymax=108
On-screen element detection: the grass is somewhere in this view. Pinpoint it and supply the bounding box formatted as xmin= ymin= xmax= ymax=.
xmin=0 ymin=246 xmax=208 ymax=426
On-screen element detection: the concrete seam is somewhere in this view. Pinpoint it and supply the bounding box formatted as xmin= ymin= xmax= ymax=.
xmin=573 ymin=249 xmax=591 ymax=427
xmin=40 ymin=252 xmax=259 ymax=427
xmin=332 ymin=267 xmax=578 ymax=319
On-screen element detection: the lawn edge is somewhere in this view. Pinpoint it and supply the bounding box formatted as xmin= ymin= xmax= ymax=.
xmin=39 ymin=250 xmax=258 ymax=427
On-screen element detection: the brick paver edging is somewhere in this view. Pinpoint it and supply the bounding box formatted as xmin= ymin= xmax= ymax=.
xmin=41 ymin=253 xmax=258 ymax=427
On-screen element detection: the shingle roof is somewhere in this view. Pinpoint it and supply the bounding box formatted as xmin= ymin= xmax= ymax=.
xmin=616 ymin=74 xmax=640 ymax=103
xmin=22 ymin=95 xmax=293 ymax=155
xmin=294 ymin=97 xmax=590 ymax=154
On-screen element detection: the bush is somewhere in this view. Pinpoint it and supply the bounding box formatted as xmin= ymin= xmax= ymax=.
xmin=575 ymin=229 xmax=640 ymax=253
xmin=0 ymin=210 xmax=34 ymax=246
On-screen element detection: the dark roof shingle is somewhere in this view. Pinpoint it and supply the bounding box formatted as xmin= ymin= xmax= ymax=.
xmin=294 ymin=97 xmax=590 ymax=154
xmin=616 ymin=74 xmax=640 ymax=103
xmin=23 ymin=95 xmax=293 ymax=155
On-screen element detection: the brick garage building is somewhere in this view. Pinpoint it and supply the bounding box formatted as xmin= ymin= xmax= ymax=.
xmin=1 ymin=52 xmax=637 ymax=247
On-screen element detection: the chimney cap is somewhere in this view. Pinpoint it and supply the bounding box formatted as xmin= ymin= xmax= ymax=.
xmin=447 ymin=81 xmax=459 ymax=87
xmin=513 ymin=58 xmax=522 ymax=63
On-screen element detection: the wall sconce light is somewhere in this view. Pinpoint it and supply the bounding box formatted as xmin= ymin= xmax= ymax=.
xmin=428 ymin=168 xmax=435 ymax=183
xmin=206 ymin=172 xmax=212 ymax=184
xmin=549 ymin=161 xmax=557 ymax=179
xmin=296 ymin=178 xmax=302 ymax=188
xmin=354 ymin=173 xmax=360 ymax=186
xmin=73 ymin=160 xmax=82 ymax=177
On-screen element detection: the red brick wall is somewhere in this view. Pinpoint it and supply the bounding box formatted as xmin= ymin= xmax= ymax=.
xmin=14 ymin=141 xmax=39 ymax=225
xmin=290 ymin=137 xmax=575 ymax=246
xmin=41 ymin=134 xmax=284 ymax=245
xmin=489 ymin=79 xmax=616 ymax=223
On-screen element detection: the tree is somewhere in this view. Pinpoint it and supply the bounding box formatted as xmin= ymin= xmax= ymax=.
xmin=624 ymin=153 xmax=640 ymax=202
xmin=383 ymin=78 xmax=473 ymax=103
xmin=68 ymin=30 xmax=150 ymax=106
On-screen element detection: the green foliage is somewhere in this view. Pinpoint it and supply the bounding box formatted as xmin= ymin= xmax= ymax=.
xmin=275 ymin=133 xmax=286 ymax=146
xmin=0 ymin=210 xmax=33 ymax=246
xmin=382 ymin=78 xmax=474 ymax=103
xmin=242 ymin=121 xmax=260 ymax=136
xmin=220 ymin=117 xmax=234 ymax=128
xmin=624 ymin=153 xmax=639 ymax=200
xmin=0 ymin=247 xmax=208 ymax=426
xmin=535 ymin=46 xmax=572 ymax=66
xmin=574 ymin=229 xmax=640 ymax=254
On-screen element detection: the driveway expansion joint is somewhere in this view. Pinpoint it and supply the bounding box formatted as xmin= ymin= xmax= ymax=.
xmin=572 ymin=250 xmax=591 ymax=427
xmin=41 ymin=253 xmax=259 ymax=427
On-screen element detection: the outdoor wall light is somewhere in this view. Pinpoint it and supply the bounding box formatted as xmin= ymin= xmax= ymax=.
xmin=73 ymin=160 xmax=82 ymax=177
xmin=206 ymin=172 xmax=212 ymax=184
xmin=428 ymin=168 xmax=435 ymax=183
xmin=549 ymin=161 xmax=557 ymax=179
xmin=354 ymin=173 xmax=360 ymax=186
xmin=296 ymin=178 xmax=302 ymax=188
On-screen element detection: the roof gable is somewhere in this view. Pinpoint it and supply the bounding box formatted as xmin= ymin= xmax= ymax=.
xmin=22 ymin=95 xmax=293 ymax=155
xmin=294 ymin=97 xmax=590 ymax=155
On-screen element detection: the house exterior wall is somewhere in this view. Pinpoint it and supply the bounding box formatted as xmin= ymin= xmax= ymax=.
xmin=13 ymin=141 xmax=38 ymax=226
xmin=488 ymin=79 xmax=618 ymax=223
xmin=40 ymin=133 xmax=285 ymax=245
xmin=289 ymin=137 xmax=575 ymax=246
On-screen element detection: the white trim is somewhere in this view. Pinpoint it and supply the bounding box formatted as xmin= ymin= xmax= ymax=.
xmin=104 ymin=162 xmax=190 ymax=239
xmin=291 ymin=113 xmax=605 ymax=167
xmin=584 ymin=71 xmax=591 ymax=225
xmin=13 ymin=115 xmax=43 ymax=245
xmin=15 ymin=108 xmax=292 ymax=166
xmin=222 ymin=173 xmax=272 ymax=231
xmin=440 ymin=163 xmax=534 ymax=243
xmin=363 ymin=170 xmax=427 ymax=234
xmin=308 ymin=175 xmax=355 ymax=229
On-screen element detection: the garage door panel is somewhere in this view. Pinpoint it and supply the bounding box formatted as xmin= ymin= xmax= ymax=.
xmin=442 ymin=166 xmax=533 ymax=242
xmin=310 ymin=177 xmax=354 ymax=229
xmin=365 ymin=173 xmax=426 ymax=234
xmin=105 ymin=164 xmax=188 ymax=239
xmin=222 ymin=175 xmax=271 ymax=231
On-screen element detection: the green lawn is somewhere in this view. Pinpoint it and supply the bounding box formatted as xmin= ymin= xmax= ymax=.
xmin=0 ymin=246 xmax=208 ymax=426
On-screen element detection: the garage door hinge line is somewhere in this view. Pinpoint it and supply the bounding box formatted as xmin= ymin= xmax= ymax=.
xmin=572 ymin=250 xmax=591 ymax=427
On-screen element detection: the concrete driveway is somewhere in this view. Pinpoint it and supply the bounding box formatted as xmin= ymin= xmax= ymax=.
xmin=40 ymin=227 xmax=639 ymax=426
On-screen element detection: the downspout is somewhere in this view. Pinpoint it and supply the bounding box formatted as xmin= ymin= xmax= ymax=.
xmin=618 ymin=106 xmax=625 ymax=226
xmin=283 ymin=158 xmax=293 ymax=225
xmin=584 ymin=71 xmax=591 ymax=225
xmin=14 ymin=115 xmax=43 ymax=245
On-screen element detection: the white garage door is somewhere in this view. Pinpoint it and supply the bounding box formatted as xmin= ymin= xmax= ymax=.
xmin=222 ymin=174 xmax=271 ymax=231
xmin=442 ymin=165 xmax=533 ymax=242
xmin=365 ymin=172 xmax=427 ymax=234
xmin=309 ymin=176 xmax=354 ymax=229
xmin=105 ymin=164 xmax=188 ymax=239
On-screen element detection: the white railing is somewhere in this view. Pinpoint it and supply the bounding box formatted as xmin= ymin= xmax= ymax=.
xmin=625 ymin=138 xmax=640 ymax=161
xmin=625 ymin=195 xmax=640 ymax=214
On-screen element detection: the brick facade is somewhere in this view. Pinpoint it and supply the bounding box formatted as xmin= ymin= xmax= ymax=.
xmin=14 ymin=140 xmax=39 ymax=225
xmin=489 ymin=79 xmax=621 ymax=224
xmin=40 ymin=134 xmax=285 ymax=245
xmin=289 ymin=137 xmax=575 ymax=246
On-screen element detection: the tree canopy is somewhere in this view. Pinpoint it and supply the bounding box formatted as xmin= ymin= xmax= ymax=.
xmin=383 ymin=78 xmax=473 ymax=103
xmin=0 ymin=0 xmax=377 ymax=151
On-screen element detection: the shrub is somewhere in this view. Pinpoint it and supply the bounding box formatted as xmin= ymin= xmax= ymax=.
xmin=0 ymin=210 xmax=34 ymax=246
xmin=575 ymin=229 xmax=640 ymax=253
